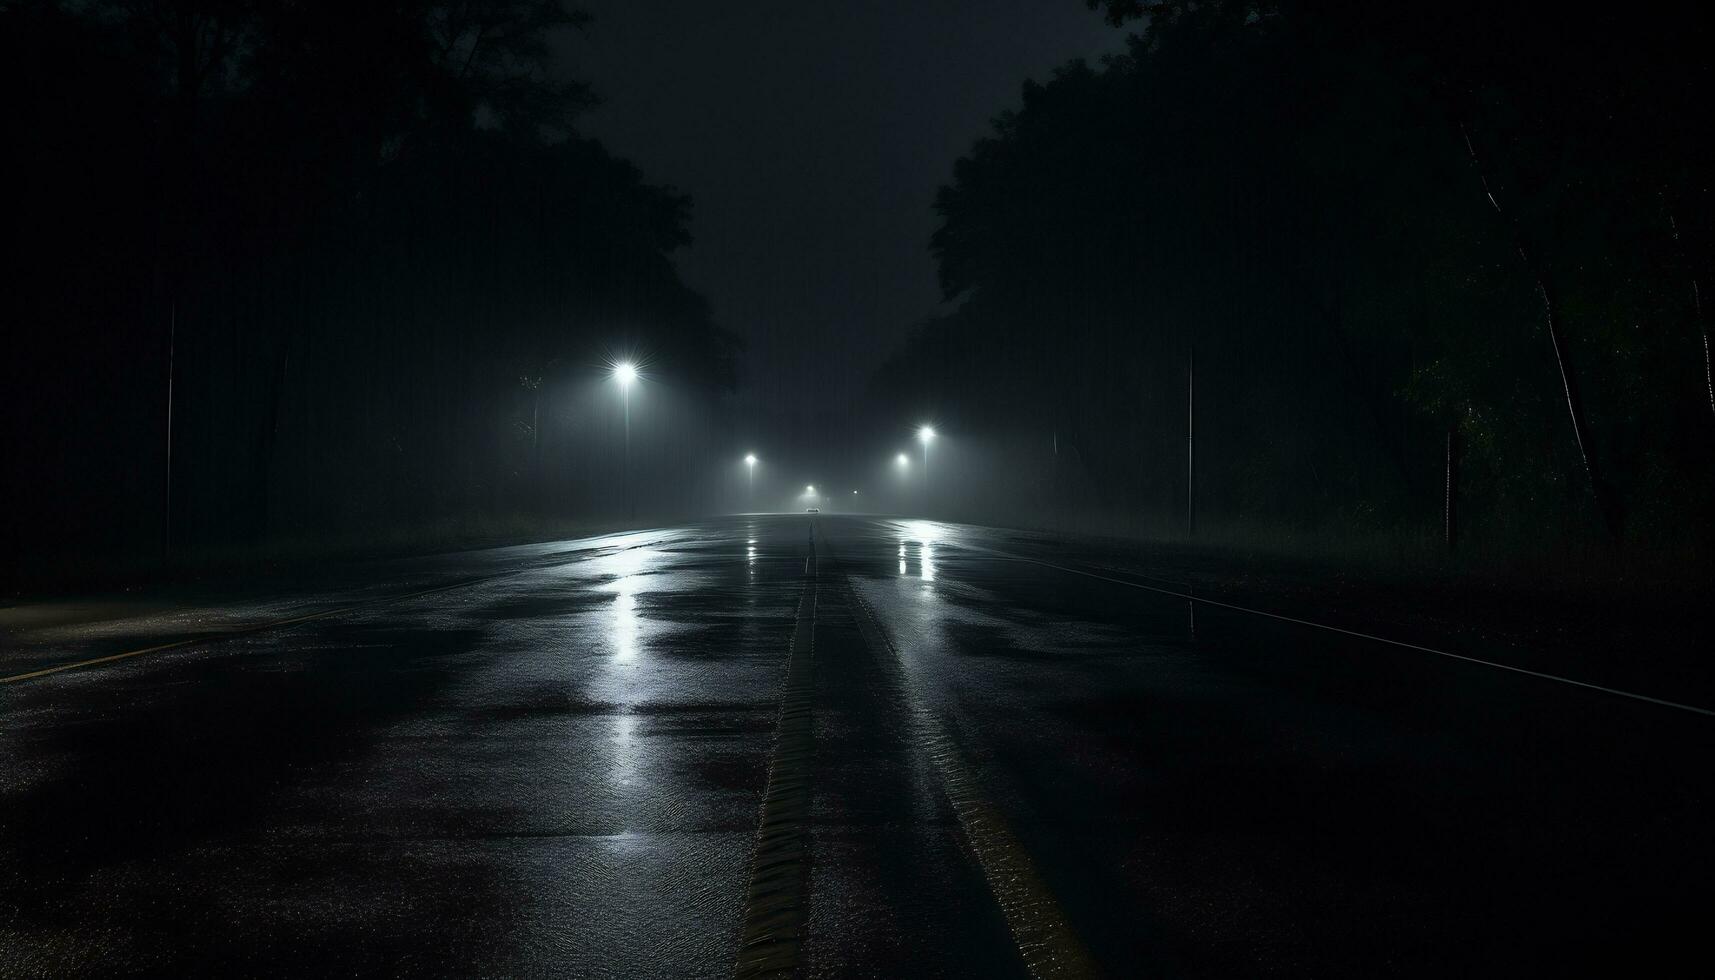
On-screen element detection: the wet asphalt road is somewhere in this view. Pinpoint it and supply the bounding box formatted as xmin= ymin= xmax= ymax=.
xmin=2 ymin=515 xmax=1710 ymax=977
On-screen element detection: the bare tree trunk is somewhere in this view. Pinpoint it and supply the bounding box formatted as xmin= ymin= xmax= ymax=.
xmin=1701 ymin=279 xmax=1714 ymax=421
xmin=1459 ymin=120 xmax=1619 ymax=538
xmin=1666 ymin=207 xmax=1715 ymax=421
xmin=152 ymin=3 xmax=242 ymax=555
xmin=1186 ymin=349 xmax=1195 ymax=537
xmin=1533 ymin=276 xmax=1616 ymax=531
xmin=164 ymin=304 xmax=176 ymax=557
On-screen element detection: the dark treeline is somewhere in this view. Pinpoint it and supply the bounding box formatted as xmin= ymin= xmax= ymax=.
xmin=875 ymin=1 xmax=1714 ymax=563
xmin=3 ymin=0 xmax=735 ymax=574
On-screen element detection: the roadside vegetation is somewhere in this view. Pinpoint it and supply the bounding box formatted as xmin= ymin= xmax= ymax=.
xmin=875 ymin=1 xmax=1714 ymax=583
xmin=2 ymin=0 xmax=737 ymax=584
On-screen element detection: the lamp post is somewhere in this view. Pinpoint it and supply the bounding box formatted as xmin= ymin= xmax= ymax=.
xmin=895 ymin=453 xmax=910 ymax=511
xmin=744 ymin=453 xmax=757 ymax=505
xmin=917 ymin=425 xmax=935 ymax=508
xmin=613 ymin=362 xmax=637 ymax=519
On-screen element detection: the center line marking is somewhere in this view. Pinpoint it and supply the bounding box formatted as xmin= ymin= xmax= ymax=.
xmin=735 ymin=540 xmax=820 ymax=979
xmin=844 ymin=578 xmax=1098 ymax=979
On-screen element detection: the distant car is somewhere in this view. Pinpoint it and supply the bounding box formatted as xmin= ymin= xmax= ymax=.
xmin=805 ymin=507 xmax=820 ymax=513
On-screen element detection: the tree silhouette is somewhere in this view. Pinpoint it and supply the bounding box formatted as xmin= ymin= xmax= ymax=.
xmin=1 ymin=1 xmax=735 ymax=573
xmin=874 ymin=1 xmax=1715 ymax=553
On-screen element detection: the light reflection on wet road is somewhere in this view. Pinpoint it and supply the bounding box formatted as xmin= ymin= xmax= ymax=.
xmin=1 ymin=516 xmax=1710 ymax=976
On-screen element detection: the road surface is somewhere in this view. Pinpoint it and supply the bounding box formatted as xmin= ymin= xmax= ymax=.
xmin=2 ymin=516 xmax=1710 ymax=976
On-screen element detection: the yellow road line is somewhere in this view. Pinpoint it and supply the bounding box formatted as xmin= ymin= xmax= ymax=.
xmin=735 ymin=542 xmax=820 ymax=979
xmin=844 ymin=580 xmax=1099 ymax=979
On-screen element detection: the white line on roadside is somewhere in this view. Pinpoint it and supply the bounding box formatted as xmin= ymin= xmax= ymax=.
xmin=955 ymin=541 xmax=1715 ymax=719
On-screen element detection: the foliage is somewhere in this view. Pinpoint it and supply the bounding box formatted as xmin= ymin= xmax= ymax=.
xmin=877 ymin=1 xmax=1715 ymax=555
xmin=1 ymin=0 xmax=735 ymax=563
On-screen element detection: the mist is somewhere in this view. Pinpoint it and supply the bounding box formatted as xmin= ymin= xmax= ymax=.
xmin=4 ymin=0 xmax=1713 ymax=585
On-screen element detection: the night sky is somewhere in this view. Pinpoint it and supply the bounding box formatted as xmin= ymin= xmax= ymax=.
xmin=566 ymin=2 xmax=1126 ymax=414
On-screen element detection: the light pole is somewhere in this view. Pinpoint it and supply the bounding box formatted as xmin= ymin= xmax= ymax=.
xmin=1187 ymin=349 xmax=1195 ymax=538
xmin=744 ymin=453 xmax=757 ymax=505
xmin=614 ymin=361 xmax=637 ymax=519
xmin=917 ymin=425 xmax=935 ymax=508
xmin=163 ymin=302 xmax=176 ymax=558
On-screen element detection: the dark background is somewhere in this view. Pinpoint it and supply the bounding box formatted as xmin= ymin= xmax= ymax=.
xmin=568 ymin=1 xmax=1126 ymax=414
xmin=3 ymin=0 xmax=1712 ymax=586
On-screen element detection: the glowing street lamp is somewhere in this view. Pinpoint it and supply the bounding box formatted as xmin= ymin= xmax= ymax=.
xmin=917 ymin=425 xmax=935 ymax=501
xmin=744 ymin=453 xmax=758 ymax=501
xmin=612 ymin=361 xmax=639 ymax=519
xmin=895 ymin=453 xmax=910 ymax=468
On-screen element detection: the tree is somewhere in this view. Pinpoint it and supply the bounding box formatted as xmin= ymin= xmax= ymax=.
xmin=1 ymin=0 xmax=735 ymax=572
xmin=1067 ymin=0 xmax=1715 ymax=543
xmin=873 ymin=1 xmax=1715 ymax=554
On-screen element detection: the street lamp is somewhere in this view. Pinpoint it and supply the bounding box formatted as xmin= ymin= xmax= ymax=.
xmin=744 ymin=453 xmax=757 ymax=503
xmin=917 ymin=425 xmax=935 ymax=504
xmin=613 ymin=361 xmax=638 ymax=519
xmin=896 ymin=452 xmax=910 ymax=468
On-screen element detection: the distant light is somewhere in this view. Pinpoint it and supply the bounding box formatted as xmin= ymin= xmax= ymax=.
xmin=917 ymin=425 xmax=935 ymax=444
xmin=744 ymin=453 xmax=757 ymax=466
xmin=805 ymin=485 xmax=815 ymax=494
xmin=895 ymin=453 xmax=909 ymax=467
xmin=613 ymin=361 xmax=638 ymax=387
xmin=852 ymin=490 xmax=859 ymax=494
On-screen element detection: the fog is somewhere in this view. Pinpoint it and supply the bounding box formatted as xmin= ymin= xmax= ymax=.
xmin=4 ymin=2 xmax=1712 ymax=590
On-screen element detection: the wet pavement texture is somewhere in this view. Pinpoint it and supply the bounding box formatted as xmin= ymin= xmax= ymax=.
xmin=2 ymin=516 xmax=1710 ymax=977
